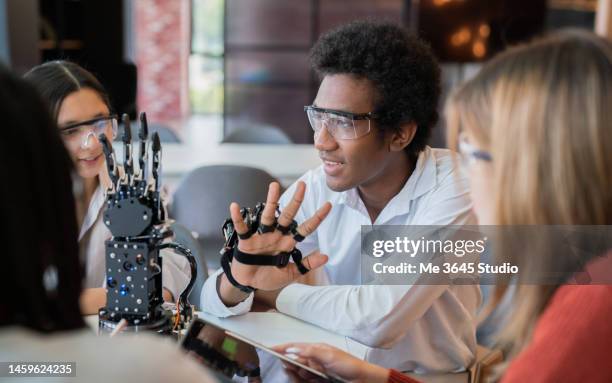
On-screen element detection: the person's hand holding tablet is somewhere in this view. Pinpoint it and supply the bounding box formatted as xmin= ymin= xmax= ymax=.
xmin=274 ymin=343 xmax=389 ymax=383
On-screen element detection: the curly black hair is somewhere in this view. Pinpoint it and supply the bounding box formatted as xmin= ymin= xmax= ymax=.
xmin=310 ymin=20 xmax=441 ymax=156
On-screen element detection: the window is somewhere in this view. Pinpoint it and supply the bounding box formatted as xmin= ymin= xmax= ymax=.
xmin=190 ymin=0 xmax=224 ymax=114
xmin=190 ymin=0 xmax=404 ymax=143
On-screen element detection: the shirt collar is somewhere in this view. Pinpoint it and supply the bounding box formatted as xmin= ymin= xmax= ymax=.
xmin=337 ymin=147 xmax=437 ymax=219
xmin=78 ymin=184 xmax=105 ymax=240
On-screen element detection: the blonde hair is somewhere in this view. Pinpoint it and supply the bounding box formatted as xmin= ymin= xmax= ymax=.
xmin=447 ymin=29 xmax=612 ymax=368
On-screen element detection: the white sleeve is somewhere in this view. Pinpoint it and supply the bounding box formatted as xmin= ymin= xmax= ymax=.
xmin=161 ymin=249 xmax=191 ymax=301
xmin=276 ymin=283 xmax=448 ymax=348
xmin=199 ymin=268 xmax=255 ymax=317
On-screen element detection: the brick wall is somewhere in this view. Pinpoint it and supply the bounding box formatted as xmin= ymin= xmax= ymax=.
xmin=134 ymin=0 xmax=190 ymax=123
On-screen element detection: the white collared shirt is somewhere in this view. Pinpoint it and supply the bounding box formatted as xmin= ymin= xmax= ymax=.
xmin=79 ymin=185 xmax=191 ymax=300
xmin=201 ymin=147 xmax=480 ymax=373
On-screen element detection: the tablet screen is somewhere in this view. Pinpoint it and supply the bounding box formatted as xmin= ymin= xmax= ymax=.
xmin=181 ymin=318 xmax=346 ymax=382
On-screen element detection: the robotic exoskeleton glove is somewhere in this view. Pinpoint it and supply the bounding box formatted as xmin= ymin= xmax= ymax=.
xmin=219 ymin=203 xmax=310 ymax=293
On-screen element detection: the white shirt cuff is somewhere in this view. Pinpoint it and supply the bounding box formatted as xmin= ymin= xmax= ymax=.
xmin=200 ymin=268 xmax=254 ymax=317
xmin=276 ymin=283 xmax=314 ymax=317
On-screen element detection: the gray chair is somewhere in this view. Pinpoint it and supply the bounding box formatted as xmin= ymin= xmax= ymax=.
xmin=170 ymin=165 xmax=280 ymax=271
xmin=169 ymin=222 xmax=208 ymax=310
xmin=223 ymin=125 xmax=293 ymax=145
xmin=149 ymin=122 xmax=181 ymax=143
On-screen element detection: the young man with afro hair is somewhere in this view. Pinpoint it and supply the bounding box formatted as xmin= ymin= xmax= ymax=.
xmin=202 ymin=20 xmax=478 ymax=374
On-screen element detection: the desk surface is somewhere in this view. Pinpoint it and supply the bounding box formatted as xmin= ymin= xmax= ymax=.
xmin=85 ymin=311 xmax=363 ymax=357
xmin=195 ymin=310 xmax=352 ymax=353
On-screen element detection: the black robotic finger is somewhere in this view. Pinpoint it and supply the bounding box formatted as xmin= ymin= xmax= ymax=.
xmin=151 ymin=132 xmax=161 ymax=190
xmin=151 ymin=132 xmax=163 ymax=219
xmin=138 ymin=112 xmax=149 ymax=182
xmin=99 ymin=134 xmax=118 ymax=187
xmin=122 ymin=113 xmax=134 ymax=183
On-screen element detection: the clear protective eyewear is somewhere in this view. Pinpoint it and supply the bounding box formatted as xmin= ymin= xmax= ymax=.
xmin=59 ymin=115 xmax=118 ymax=149
xmin=458 ymin=132 xmax=492 ymax=166
xmin=304 ymin=105 xmax=377 ymax=140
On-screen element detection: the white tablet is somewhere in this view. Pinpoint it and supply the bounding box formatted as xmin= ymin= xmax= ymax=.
xmin=181 ymin=317 xmax=347 ymax=382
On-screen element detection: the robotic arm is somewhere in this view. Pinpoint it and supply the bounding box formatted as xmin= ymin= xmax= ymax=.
xmin=98 ymin=112 xmax=196 ymax=333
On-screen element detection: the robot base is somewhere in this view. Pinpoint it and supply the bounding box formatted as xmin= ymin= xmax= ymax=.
xmin=98 ymin=307 xmax=175 ymax=335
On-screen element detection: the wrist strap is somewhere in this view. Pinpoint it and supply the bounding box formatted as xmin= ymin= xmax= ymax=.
xmin=221 ymin=250 xmax=256 ymax=293
xmin=233 ymin=247 xmax=310 ymax=275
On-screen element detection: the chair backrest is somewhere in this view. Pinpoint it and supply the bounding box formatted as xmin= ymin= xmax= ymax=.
xmin=170 ymin=165 xmax=280 ymax=269
xmin=169 ymin=222 xmax=208 ymax=309
xmin=149 ymin=122 xmax=181 ymax=143
xmin=223 ymin=125 xmax=293 ymax=145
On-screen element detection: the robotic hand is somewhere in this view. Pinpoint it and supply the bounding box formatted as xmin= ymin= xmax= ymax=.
xmin=98 ymin=112 xmax=196 ymax=333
